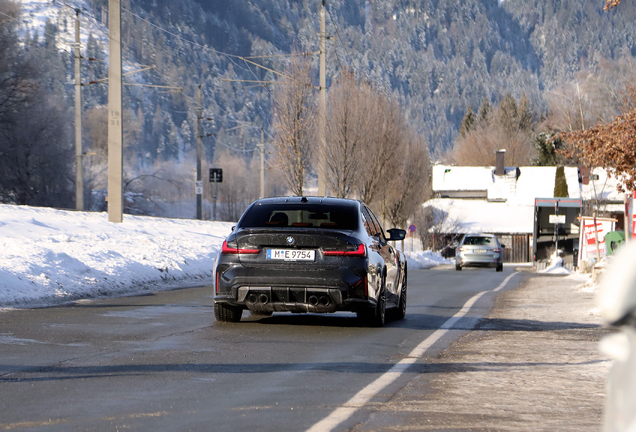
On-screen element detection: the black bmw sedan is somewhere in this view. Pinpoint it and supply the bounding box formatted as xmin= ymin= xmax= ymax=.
xmin=213 ymin=196 xmax=407 ymax=326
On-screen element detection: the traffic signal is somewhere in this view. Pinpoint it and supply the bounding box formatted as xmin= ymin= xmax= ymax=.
xmin=209 ymin=168 xmax=223 ymax=183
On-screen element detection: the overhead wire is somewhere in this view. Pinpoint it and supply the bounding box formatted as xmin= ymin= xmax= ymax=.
xmin=325 ymin=8 xmax=357 ymax=73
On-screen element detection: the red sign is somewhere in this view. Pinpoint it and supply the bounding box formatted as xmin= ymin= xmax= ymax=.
xmin=633 ymin=191 xmax=636 ymax=239
xmin=583 ymin=220 xmax=605 ymax=246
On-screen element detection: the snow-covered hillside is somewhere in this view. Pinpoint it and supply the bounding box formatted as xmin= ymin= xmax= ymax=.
xmin=18 ymin=0 xmax=105 ymax=52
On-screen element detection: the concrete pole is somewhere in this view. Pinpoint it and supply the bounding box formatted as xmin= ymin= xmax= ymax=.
xmin=196 ymin=86 xmax=203 ymax=220
xmin=317 ymin=0 xmax=327 ymax=196
xmin=107 ymin=0 xmax=123 ymax=223
xmin=260 ymin=128 xmax=265 ymax=199
xmin=213 ymin=180 xmax=219 ymax=221
xmin=74 ymin=9 xmax=83 ymax=211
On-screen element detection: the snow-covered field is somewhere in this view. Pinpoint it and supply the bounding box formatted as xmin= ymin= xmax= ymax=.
xmin=0 ymin=204 xmax=234 ymax=308
xmin=0 ymin=204 xmax=450 ymax=309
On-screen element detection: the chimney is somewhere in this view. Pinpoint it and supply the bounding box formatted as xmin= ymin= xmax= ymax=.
xmin=495 ymin=149 xmax=506 ymax=176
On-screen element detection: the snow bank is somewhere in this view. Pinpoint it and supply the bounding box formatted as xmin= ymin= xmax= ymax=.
xmin=0 ymin=205 xmax=451 ymax=309
xmin=407 ymin=250 xmax=453 ymax=269
xmin=0 ymin=205 xmax=233 ymax=308
xmin=540 ymin=254 xmax=571 ymax=275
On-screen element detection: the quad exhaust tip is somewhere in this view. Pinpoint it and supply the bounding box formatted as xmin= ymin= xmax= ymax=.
xmin=308 ymin=295 xmax=319 ymax=306
xmin=259 ymin=294 xmax=269 ymax=304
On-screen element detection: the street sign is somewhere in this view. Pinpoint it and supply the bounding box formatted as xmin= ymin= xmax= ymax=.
xmin=549 ymin=215 xmax=566 ymax=224
xmin=409 ymin=224 xmax=416 ymax=232
xmin=195 ymin=181 xmax=203 ymax=195
xmin=209 ymin=168 xmax=223 ymax=183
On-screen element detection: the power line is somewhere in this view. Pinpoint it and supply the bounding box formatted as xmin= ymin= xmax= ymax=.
xmin=325 ymin=8 xmax=357 ymax=73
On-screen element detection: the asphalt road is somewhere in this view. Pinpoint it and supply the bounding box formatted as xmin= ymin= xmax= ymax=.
xmin=0 ymin=265 xmax=526 ymax=431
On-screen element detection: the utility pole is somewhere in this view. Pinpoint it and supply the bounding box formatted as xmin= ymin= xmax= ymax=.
xmin=317 ymin=0 xmax=327 ymax=196
xmin=196 ymin=85 xmax=203 ymax=220
xmin=259 ymin=128 xmax=265 ymax=199
xmin=107 ymin=0 xmax=123 ymax=223
xmin=74 ymin=9 xmax=83 ymax=211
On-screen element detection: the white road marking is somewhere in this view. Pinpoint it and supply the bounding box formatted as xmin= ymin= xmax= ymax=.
xmin=306 ymin=271 xmax=519 ymax=432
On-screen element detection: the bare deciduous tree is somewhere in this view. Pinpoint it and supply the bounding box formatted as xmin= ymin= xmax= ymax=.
xmin=271 ymin=55 xmax=315 ymax=196
xmin=356 ymin=93 xmax=406 ymax=206
xmin=385 ymin=132 xmax=431 ymax=228
xmin=412 ymin=203 xmax=463 ymax=251
xmin=324 ymin=69 xmax=372 ymax=198
xmin=453 ymin=123 xmax=535 ymax=166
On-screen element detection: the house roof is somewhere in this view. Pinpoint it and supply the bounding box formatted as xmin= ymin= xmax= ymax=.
xmin=432 ymin=165 xmax=625 ymax=205
xmin=423 ymin=198 xmax=535 ymax=234
xmin=425 ymin=165 xmax=627 ymax=236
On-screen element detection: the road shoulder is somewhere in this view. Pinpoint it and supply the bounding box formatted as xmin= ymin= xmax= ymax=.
xmin=354 ymin=271 xmax=611 ymax=431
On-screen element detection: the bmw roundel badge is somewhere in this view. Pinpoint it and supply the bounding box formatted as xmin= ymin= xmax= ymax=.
xmin=286 ymin=236 xmax=295 ymax=245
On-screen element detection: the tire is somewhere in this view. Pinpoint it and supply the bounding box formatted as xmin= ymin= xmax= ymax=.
xmin=394 ymin=267 xmax=407 ymax=320
xmin=496 ymin=263 xmax=503 ymax=272
xmin=214 ymin=303 xmax=243 ymax=323
xmin=357 ymin=280 xmax=386 ymax=327
xmin=456 ymin=263 xmax=462 ymax=271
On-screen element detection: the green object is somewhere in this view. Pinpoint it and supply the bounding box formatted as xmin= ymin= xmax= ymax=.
xmin=605 ymin=231 xmax=626 ymax=256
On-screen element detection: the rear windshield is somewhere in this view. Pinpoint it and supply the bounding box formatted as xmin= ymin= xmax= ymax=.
xmin=238 ymin=203 xmax=359 ymax=230
xmin=463 ymin=236 xmax=496 ymax=246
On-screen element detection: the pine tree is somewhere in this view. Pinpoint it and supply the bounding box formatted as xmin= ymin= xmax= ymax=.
xmin=477 ymin=97 xmax=491 ymax=125
xmin=459 ymin=106 xmax=475 ymax=138
xmin=553 ymin=166 xmax=569 ymax=197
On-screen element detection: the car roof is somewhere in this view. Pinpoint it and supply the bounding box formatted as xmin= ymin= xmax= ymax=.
xmin=253 ymin=196 xmax=361 ymax=207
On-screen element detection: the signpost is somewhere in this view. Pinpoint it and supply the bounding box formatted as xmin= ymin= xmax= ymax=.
xmin=550 ymin=210 xmax=566 ymax=256
xmin=408 ymin=224 xmax=416 ymax=257
xmin=549 ymin=215 xmax=566 ymax=224
xmin=209 ymin=168 xmax=223 ymax=221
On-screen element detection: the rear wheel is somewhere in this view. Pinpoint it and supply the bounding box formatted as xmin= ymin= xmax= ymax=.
xmin=496 ymin=263 xmax=503 ymax=272
xmin=456 ymin=263 xmax=462 ymax=271
xmin=357 ymin=281 xmax=386 ymax=327
xmin=214 ymin=303 xmax=243 ymax=323
xmin=394 ymin=267 xmax=407 ymax=320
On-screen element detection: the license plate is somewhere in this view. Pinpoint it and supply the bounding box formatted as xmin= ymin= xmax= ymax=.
xmin=266 ymin=249 xmax=315 ymax=261
xmin=473 ymin=249 xmax=488 ymax=254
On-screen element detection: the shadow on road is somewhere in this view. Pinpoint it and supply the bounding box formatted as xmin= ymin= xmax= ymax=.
xmin=245 ymin=313 xmax=600 ymax=332
xmin=0 ymin=358 xmax=607 ymax=383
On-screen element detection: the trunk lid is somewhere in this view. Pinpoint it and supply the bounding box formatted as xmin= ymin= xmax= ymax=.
xmin=236 ymin=229 xmax=356 ymax=270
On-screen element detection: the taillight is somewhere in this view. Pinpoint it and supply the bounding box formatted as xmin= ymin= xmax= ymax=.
xmin=493 ymin=248 xmax=502 ymax=253
xmin=221 ymin=240 xmax=259 ymax=255
xmin=324 ymin=244 xmax=366 ymax=257
xmin=216 ymin=271 xmax=220 ymax=293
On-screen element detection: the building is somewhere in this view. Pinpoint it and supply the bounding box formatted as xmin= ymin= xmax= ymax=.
xmin=424 ymin=150 xmax=625 ymax=264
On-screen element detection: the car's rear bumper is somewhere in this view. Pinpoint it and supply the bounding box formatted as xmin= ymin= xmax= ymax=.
xmin=214 ymin=265 xmax=375 ymax=313
xmin=456 ymin=255 xmax=502 ymax=268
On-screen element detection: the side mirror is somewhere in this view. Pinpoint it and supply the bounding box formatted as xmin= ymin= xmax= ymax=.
xmin=501 ymin=244 xmax=505 ymax=248
xmin=231 ymin=226 xmax=235 ymax=232
xmin=452 ymin=242 xmax=459 ymax=248
xmin=387 ymin=228 xmax=407 ymax=241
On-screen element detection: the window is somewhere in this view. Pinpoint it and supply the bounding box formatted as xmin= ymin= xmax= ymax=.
xmin=238 ymin=203 xmax=359 ymax=230
xmin=366 ymin=208 xmax=386 ymax=240
xmin=361 ymin=209 xmax=376 ymax=236
xmin=463 ymin=236 xmax=495 ymax=246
